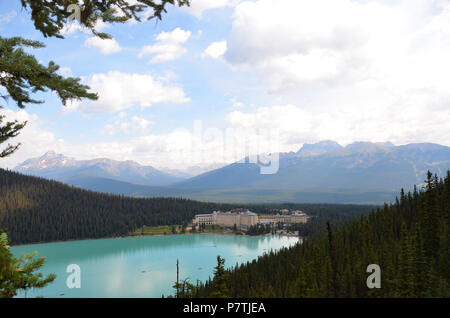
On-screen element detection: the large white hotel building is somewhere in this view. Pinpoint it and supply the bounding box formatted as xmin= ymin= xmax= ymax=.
xmin=193 ymin=209 xmax=309 ymax=231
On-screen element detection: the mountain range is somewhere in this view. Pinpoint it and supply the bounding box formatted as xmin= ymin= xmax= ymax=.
xmin=175 ymin=141 xmax=450 ymax=190
xmin=14 ymin=141 xmax=450 ymax=204
xmin=15 ymin=151 xmax=183 ymax=186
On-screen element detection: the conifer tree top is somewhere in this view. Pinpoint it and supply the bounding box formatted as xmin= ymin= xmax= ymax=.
xmin=20 ymin=0 xmax=190 ymax=39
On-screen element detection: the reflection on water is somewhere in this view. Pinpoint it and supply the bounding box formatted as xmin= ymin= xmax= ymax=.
xmin=11 ymin=234 xmax=298 ymax=298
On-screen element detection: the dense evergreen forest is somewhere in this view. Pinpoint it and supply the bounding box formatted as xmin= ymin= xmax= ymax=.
xmin=189 ymin=171 xmax=450 ymax=298
xmin=0 ymin=169 xmax=373 ymax=245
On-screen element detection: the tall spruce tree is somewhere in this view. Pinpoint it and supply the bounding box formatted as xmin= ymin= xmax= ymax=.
xmin=210 ymin=256 xmax=228 ymax=298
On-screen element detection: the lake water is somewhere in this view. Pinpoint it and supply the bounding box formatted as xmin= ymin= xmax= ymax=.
xmin=11 ymin=234 xmax=298 ymax=298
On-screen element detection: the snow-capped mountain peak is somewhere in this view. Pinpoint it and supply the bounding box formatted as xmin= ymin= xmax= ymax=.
xmin=14 ymin=151 xmax=183 ymax=186
xmin=16 ymin=151 xmax=76 ymax=170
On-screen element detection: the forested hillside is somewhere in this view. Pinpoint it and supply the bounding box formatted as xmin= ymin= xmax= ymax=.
xmin=0 ymin=169 xmax=373 ymax=245
xmin=0 ymin=169 xmax=229 ymax=245
xmin=192 ymin=171 xmax=449 ymax=298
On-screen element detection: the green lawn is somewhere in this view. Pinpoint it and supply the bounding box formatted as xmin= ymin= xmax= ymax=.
xmin=133 ymin=224 xmax=225 ymax=236
xmin=203 ymin=225 xmax=224 ymax=233
xmin=133 ymin=225 xmax=180 ymax=235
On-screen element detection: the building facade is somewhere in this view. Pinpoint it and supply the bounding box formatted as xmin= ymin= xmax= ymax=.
xmin=193 ymin=210 xmax=258 ymax=231
xmin=194 ymin=213 xmax=215 ymax=226
xmin=193 ymin=210 xmax=309 ymax=231
xmin=259 ymin=211 xmax=309 ymax=224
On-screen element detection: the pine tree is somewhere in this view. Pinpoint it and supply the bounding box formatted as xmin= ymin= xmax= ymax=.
xmin=20 ymin=0 xmax=190 ymax=39
xmin=326 ymin=221 xmax=339 ymax=297
xmin=0 ymin=231 xmax=55 ymax=298
xmin=210 ymin=256 xmax=228 ymax=298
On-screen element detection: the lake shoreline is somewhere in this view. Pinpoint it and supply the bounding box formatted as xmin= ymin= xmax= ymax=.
xmin=10 ymin=231 xmax=292 ymax=248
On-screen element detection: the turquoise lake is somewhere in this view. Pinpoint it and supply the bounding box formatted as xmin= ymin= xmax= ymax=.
xmin=11 ymin=234 xmax=299 ymax=298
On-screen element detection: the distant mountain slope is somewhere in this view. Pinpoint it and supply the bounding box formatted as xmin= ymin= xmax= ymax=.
xmin=159 ymin=163 xmax=228 ymax=179
xmin=64 ymin=176 xmax=395 ymax=205
xmin=15 ymin=151 xmax=183 ymax=186
xmin=173 ymin=141 xmax=450 ymax=192
xmin=296 ymin=140 xmax=343 ymax=156
xmin=12 ymin=141 xmax=450 ymax=205
xmin=62 ymin=175 xmax=186 ymax=197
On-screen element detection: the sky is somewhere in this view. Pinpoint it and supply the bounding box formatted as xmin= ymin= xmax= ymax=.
xmin=1 ymin=0 xmax=450 ymax=171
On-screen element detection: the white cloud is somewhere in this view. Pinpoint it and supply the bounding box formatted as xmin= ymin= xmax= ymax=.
xmin=225 ymin=0 xmax=382 ymax=91
xmin=138 ymin=28 xmax=191 ymax=64
xmin=0 ymin=109 xmax=231 ymax=170
xmin=57 ymin=67 xmax=73 ymax=77
xmin=103 ymin=116 xmax=154 ymax=136
xmin=60 ymin=23 xmax=84 ymax=36
xmin=59 ymin=100 xmax=81 ymax=115
xmin=230 ymin=97 xmax=245 ymax=108
xmin=182 ymin=0 xmax=242 ymax=18
xmin=84 ymin=37 xmax=122 ymax=54
xmin=224 ymin=99 xmax=450 ymax=153
xmin=0 ymin=109 xmax=58 ymax=168
xmin=80 ymin=71 xmax=190 ymax=114
xmin=193 ymin=30 xmax=203 ymax=39
xmin=202 ymin=41 xmax=227 ymax=59
xmin=60 ymin=19 xmax=109 ymax=36
xmin=225 ymin=0 xmax=450 ymax=92
xmin=225 ymin=105 xmax=313 ymax=151
xmin=219 ymin=0 xmax=450 ymax=145
xmin=0 ymin=11 xmax=17 ymax=25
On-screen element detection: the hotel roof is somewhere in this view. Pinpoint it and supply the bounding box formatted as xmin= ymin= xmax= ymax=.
xmin=195 ymin=213 xmax=214 ymax=217
xmin=241 ymin=211 xmax=257 ymax=216
xmin=195 ymin=210 xmax=257 ymax=217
